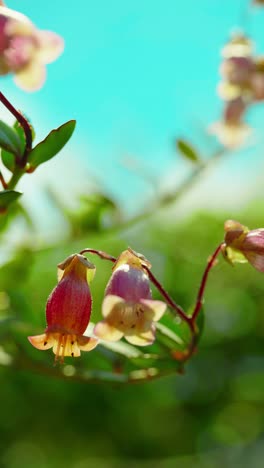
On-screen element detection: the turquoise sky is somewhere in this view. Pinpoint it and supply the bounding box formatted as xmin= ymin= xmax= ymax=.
xmin=2 ymin=0 xmax=264 ymax=219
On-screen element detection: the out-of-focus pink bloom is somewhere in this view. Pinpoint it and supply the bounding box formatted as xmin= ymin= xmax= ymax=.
xmin=222 ymin=220 xmax=264 ymax=272
xmin=0 ymin=6 xmax=64 ymax=91
xmin=28 ymin=254 xmax=98 ymax=362
xmin=220 ymin=57 xmax=254 ymax=87
xmin=94 ymin=249 xmax=167 ymax=346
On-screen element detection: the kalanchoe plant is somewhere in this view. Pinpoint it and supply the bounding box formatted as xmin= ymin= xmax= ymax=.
xmin=28 ymin=254 xmax=98 ymax=362
xmin=0 ymin=4 xmax=63 ymax=90
xmin=93 ymin=248 xmax=167 ymax=346
xmin=222 ymin=219 xmax=264 ymax=272
xmin=0 ymin=92 xmax=76 ymax=215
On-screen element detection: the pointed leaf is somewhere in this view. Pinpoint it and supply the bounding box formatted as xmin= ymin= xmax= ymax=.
xmin=176 ymin=138 xmax=200 ymax=163
xmin=0 ymin=121 xmax=23 ymax=156
xmin=27 ymin=120 xmax=76 ymax=169
xmin=1 ymin=150 xmax=15 ymax=172
xmin=0 ymin=190 xmax=22 ymax=210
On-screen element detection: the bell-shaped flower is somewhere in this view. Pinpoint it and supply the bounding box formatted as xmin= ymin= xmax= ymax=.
xmin=222 ymin=220 xmax=264 ymax=272
xmin=28 ymin=254 xmax=98 ymax=361
xmin=0 ymin=6 xmax=64 ymax=90
xmin=94 ymin=248 xmax=167 ymax=346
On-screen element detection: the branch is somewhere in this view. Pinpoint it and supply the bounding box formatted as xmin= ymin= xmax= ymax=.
xmin=191 ymin=242 xmax=224 ymax=324
xmin=0 ymin=91 xmax=32 ymax=163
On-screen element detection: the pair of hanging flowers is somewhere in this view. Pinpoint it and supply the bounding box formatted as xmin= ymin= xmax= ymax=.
xmin=28 ymin=219 xmax=264 ymax=363
xmin=28 ymin=248 xmax=167 ymax=362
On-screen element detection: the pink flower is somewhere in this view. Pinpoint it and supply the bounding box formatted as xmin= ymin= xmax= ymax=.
xmin=222 ymin=220 xmax=264 ymax=272
xmin=0 ymin=6 xmax=64 ymax=91
xmin=28 ymin=254 xmax=98 ymax=362
xmin=94 ymin=249 xmax=167 ymax=346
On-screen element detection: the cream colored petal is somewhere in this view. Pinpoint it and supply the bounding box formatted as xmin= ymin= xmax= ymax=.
xmin=36 ymin=30 xmax=64 ymax=63
xmin=125 ymin=327 xmax=155 ymax=346
xmin=28 ymin=333 xmax=54 ymax=350
xmin=140 ymin=299 xmax=167 ymax=322
xmin=77 ymin=335 xmax=98 ymax=351
xmin=57 ymin=267 xmax=64 ymax=282
xmin=3 ymin=10 xmax=34 ymax=36
xmin=102 ymin=295 xmax=124 ymax=318
xmin=94 ymin=320 xmax=124 ymax=342
xmin=14 ymin=60 xmax=46 ymax=91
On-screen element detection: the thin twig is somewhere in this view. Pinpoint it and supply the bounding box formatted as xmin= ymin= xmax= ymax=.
xmin=0 ymin=171 xmax=8 ymax=189
xmin=143 ymin=265 xmax=193 ymax=328
xmin=79 ymin=248 xmax=116 ymax=263
xmin=0 ymin=91 xmax=32 ymax=163
xmin=191 ymin=242 xmax=224 ymax=324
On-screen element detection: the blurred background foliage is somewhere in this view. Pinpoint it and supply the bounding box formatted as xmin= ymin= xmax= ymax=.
xmin=1 ymin=198 xmax=264 ymax=467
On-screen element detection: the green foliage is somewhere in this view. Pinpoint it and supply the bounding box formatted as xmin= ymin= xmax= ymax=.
xmin=1 ymin=149 xmax=15 ymax=172
xmin=0 ymin=120 xmax=23 ymax=157
xmin=0 ymin=190 xmax=22 ymax=210
xmin=27 ymin=120 xmax=76 ymax=170
xmin=176 ymin=138 xmax=200 ymax=163
xmin=1 ymin=207 xmax=264 ymax=465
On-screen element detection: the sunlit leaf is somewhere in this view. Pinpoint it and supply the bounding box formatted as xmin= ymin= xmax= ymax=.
xmin=27 ymin=120 xmax=76 ymax=169
xmin=176 ymin=138 xmax=200 ymax=163
xmin=0 ymin=190 xmax=22 ymax=211
xmin=0 ymin=120 xmax=23 ymax=156
xmin=1 ymin=149 xmax=15 ymax=172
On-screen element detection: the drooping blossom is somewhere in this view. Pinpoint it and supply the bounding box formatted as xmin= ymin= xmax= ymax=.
xmin=94 ymin=248 xmax=167 ymax=346
xmin=209 ymin=34 xmax=255 ymax=148
xmin=28 ymin=254 xmax=98 ymax=361
xmin=222 ymin=220 xmax=264 ymax=272
xmin=0 ymin=6 xmax=64 ymax=90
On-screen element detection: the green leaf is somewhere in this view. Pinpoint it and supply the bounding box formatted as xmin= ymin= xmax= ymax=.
xmin=0 ymin=190 xmax=22 ymax=210
xmin=0 ymin=120 xmax=23 ymax=156
xmin=1 ymin=150 xmax=15 ymax=172
xmin=27 ymin=120 xmax=76 ymax=169
xmin=176 ymin=138 xmax=200 ymax=163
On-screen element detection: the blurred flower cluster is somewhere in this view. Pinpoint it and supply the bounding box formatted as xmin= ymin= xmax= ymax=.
xmin=0 ymin=5 xmax=63 ymax=90
xmin=210 ymin=33 xmax=264 ymax=148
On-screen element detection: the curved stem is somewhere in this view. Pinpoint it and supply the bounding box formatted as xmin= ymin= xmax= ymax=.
xmin=191 ymin=242 xmax=224 ymax=324
xmin=143 ymin=265 xmax=193 ymax=327
xmin=0 ymin=92 xmax=32 ymax=164
xmin=79 ymin=248 xmax=116 ymax=263
xmin=0 ymin=171 xmax=8 ymax=189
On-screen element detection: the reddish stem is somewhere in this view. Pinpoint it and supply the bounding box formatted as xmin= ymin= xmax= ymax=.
xmin=191 ymin=243 xmax=224 ymax=324
xmin=79 ymin=248 xmax=116 ymax=263
xmin=0 ymin=92 xmax=32 ymax=164
xmin=143 ymin=265 xmax=194 ymax=331
xmin=0 ymin=171 xmax=8 ymax=189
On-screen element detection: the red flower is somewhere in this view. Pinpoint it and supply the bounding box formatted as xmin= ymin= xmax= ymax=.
xmin=94 ymin=249 xmax=166 ymax=346
xmin=28 ymin=254 xmax=98 ymax=362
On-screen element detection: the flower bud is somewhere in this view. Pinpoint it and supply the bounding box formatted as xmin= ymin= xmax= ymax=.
xmin=222 ymin=220 xmax=264 ymax=272
xmin=94 ymin=248 xmax=167 ymax=346
xmin=28 ymin=254 xmax=98 ymax=361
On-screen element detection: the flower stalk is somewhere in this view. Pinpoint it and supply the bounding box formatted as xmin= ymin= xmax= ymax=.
xmin=0 ymin=91 xmax=33 ymax=163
